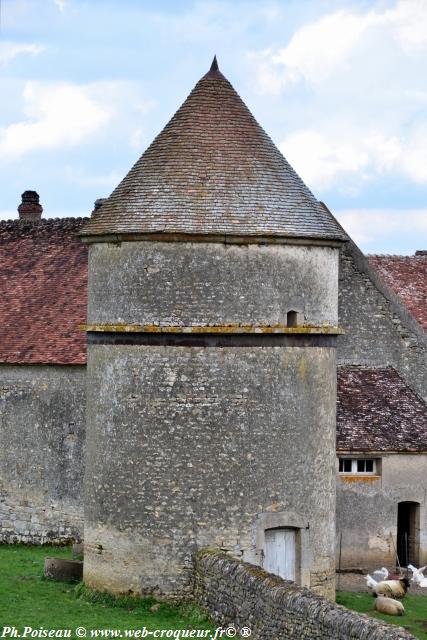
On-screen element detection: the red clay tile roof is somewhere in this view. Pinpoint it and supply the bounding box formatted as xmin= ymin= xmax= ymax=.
xmin=0 ymin=218 xmax=88 ymax=364
xmin=368 ymin=253 xmax=427 ymax=330
xmin=82 ymin=61 xmax=346 ymax=242
xmin=337 ymin=366 xmax=427 ymax=452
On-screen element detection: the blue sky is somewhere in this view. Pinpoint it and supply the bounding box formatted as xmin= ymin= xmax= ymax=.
xmin=1 ymin=0 xmax=426 ymax=254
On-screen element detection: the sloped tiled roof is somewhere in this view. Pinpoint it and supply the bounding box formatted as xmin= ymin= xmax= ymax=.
xmin=337 ymin=366 xmax=427 ymax=452
xmin=368 ymin=253 xmax=427 ymax=330
xmin=82 ymin=59 xmax=346 ymax=242
xmin=0 ymin=218 xmax=88 ymax=364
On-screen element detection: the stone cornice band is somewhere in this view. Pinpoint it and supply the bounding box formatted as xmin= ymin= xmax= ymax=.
xmin=82 ymin=324 xmax=343 ymax=335
xmin=80 ymin=233 xmax=344 ymax=247
xmin=84 ymin=324 xmax=342 ymax=348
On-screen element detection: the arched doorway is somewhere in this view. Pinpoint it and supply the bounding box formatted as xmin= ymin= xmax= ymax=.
xmin=397 ymin=501 xmax=420 ymax=566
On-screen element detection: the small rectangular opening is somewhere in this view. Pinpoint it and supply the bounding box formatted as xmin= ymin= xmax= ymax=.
xmin=287 ymin=311 xmax=298 ymax=327
xmin=338 ymin=457 xmax=378 ymax=475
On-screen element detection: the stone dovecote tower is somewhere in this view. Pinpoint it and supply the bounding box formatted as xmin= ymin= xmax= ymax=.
xmin=80 ymin=58 xmax=346 ymax=599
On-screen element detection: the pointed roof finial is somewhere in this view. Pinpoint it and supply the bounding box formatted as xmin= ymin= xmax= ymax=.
xmin=210 ymin=55 xmax=218 ymax=72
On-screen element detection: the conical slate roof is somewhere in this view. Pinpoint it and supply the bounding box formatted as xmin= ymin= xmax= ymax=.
xmin=82 ymin=58 xmax=346 ymax=242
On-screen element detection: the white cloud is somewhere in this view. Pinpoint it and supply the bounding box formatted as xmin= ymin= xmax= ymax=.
xmin=280 ymin=131 xmax=368 ymax=191
xmin=280 ymin=129 xmax=402 ymax=191
xmin=280 ymin=124 xmax=427 ymax=192
xmin=390 ymin=0 xmax=427 ymax=53
xmin=53 ymin=0 xmax=67 ymax=12
xmin=129 ymin=127 xmax=146 ymax=151
xmin=335 ymin=208 xmax=427 ymax=248
xmin=254 ymin=1 xmax=427 ymax=93
xmin=252 ymin=0 xmax=427 ymax=191
xmin=0 ymin=42 xmax=45 ymax=65
xmin=63 ymin=166 xmax=123 ymax=189
xmin=0 ymin=81 xmax=114 ymax=158
xmin=129 ymin=99 xmax=157 ymax=150
xmin=266 ymin=10 xmax=380 ymax=91
xmin=401 ymin=125 xmax=427 ymax=183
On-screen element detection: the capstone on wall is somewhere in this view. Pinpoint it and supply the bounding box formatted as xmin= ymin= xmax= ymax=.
xmin=336 ymin=454 xmax=427 ymax=570
xmin=194 ymin=550 xmax=415 ymax=640
xmin=84 ymin=240 xmax=339 ymax=598
xmin=338 ymin=243 xmax=426 ymax=400
xmin=0 ymin=365 xmax=85 ymax=543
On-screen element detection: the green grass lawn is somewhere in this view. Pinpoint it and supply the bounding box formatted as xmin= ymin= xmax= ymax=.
xmin=0 ymin=545 xmax=213 ymax=638
xmin=337 ymin=591 xmax=427 ymax=640
xmin=3 ymin=546 xmax=425 ymax=640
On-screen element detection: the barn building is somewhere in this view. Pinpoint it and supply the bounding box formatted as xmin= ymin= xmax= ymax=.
xmin=336 ymin=244 xmax=427 ymax=570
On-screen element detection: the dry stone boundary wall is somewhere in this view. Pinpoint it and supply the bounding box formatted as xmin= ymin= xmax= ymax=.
xmin=193 ymin=550 xmax=415 ymax=640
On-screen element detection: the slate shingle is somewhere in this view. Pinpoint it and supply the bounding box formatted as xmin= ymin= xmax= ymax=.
xmin=81 ymin=62 xmax=346 ymax=241
xmin=337 ymin=366 xmax=427 ymax=452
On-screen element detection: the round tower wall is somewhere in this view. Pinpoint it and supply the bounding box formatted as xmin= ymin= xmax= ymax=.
xmin=84 ymin=240 xmax=339 ymax=599
xmin=87 ymin=242 xmax=339 ymax=327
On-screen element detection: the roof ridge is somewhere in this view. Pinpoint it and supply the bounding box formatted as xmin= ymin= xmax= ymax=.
xmin=0 ymin=216 xmax=89 ymax=224
xmin=368 ymin=253 xmax=426 ymax=259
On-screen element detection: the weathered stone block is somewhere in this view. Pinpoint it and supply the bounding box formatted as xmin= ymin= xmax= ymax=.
xmin=44 ymin=557 xmax=83 ymax=582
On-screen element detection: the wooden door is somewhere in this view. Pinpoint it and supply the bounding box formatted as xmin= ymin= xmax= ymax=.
xmin=264 ymin=528 xmax=296 ymax=580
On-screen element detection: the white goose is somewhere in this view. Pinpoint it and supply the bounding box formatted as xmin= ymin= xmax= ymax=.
xmin=372 ymin=567 xmax=389 ymax=582
xmin=407 ymin=564 xmax=427 ymax=587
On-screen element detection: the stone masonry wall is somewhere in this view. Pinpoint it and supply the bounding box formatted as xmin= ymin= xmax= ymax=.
xmin=0 ymin=365 xmax=85 ymax=543
xmin=88 ymin=241 xmax=339 ymax=327
xmin=194 ymin=550 xmax=415 ymax=640
xmin=338 ymin=242 xmax=426 ymax=400
xmin=84 ymin=239 xmax=339 ymax=597
xmin=336 ymin=454 xmax=427 ymax=570
xmin=84 ymin=344 xmax=337 ymax=597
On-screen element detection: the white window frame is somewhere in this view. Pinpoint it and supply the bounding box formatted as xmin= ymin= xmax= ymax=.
xmin=338 ymin=457 xmax=378 ymax=475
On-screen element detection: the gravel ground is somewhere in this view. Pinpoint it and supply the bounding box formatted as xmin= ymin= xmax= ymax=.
xmin=336 ymin=572 xmax=427 ymax=595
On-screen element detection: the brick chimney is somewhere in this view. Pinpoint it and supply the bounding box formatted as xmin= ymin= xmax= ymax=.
xmin=18 ymin=191 xmax=43 ymax=222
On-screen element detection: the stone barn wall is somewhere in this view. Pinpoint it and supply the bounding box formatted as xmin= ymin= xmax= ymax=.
xmin=336 ymin=240 xmax=427 ymax=570
xmin=337 ymin=241 xmax=426 ymax=400
xmin=194 ymin=550 xmax=415 ymax=640
xmin=0 ymin=364 xmax=85 ymax=543
xmin=336 ymin=454 xmax=427 ymax=570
